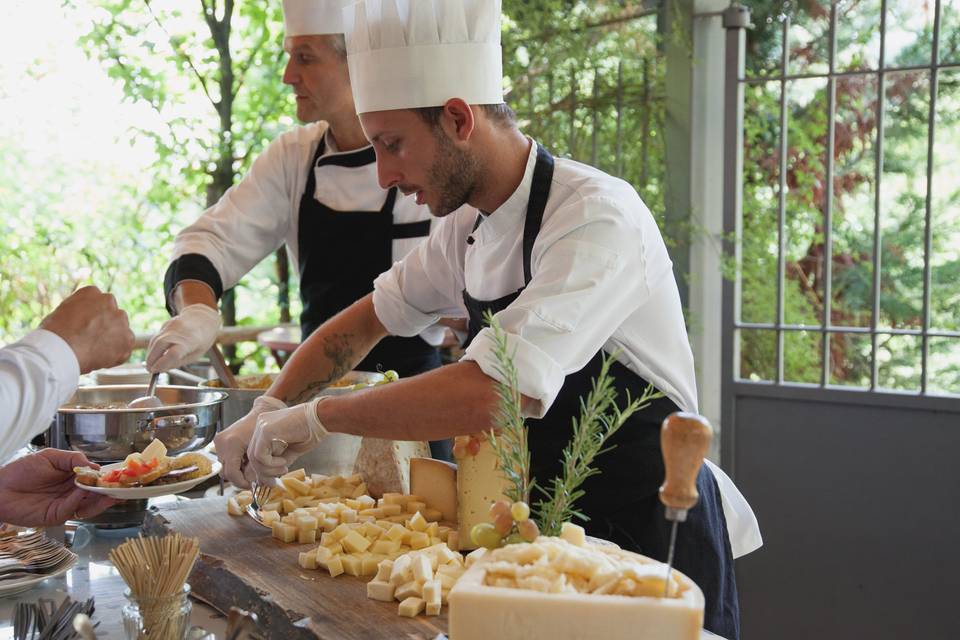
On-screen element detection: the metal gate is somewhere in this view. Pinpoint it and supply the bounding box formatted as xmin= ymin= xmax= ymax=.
xmin=721 ymin=2 xmax=960 ymax=638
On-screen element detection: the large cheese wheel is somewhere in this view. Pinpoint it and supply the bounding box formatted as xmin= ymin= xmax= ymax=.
xmin=410 ymin=457 xmax=458 ymax=522
xmin=353 ymin=438 xmax=430 ymax=497
xmin=448 ymin=536 xmax=705 ymax=640
xmin=456 ymin=437 xmax=510 ymax=550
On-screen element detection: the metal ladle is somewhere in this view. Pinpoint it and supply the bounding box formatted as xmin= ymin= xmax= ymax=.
xmin=127 ymin=371 xmax=162 ymax=409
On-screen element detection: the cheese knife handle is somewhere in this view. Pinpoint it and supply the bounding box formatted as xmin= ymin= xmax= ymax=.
xmin=659 ymin=412 xmax=713 ymax=518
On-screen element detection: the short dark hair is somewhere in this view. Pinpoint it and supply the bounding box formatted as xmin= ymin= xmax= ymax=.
xmin=412 ymin=103 xmax=517 ymax=129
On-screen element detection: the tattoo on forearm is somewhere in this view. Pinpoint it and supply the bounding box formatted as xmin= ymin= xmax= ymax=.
xmin=284 ymin=333 xmax=355 ymax=404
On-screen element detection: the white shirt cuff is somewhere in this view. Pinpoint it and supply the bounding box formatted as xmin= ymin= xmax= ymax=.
xmin=461 ymin=328 xmax=566 ymax=419
xmin=21 ymin=330 xmax=81 ymax=399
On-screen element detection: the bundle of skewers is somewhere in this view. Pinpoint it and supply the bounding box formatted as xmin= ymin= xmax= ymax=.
xmin=109 ymin=533 xmax=200 ymax=640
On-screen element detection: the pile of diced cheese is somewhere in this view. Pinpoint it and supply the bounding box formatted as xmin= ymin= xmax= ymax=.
xmin=365 ymin=544 xmax=474 ymax=617
xmin=475 ymin=522 xmax=684 ymax=598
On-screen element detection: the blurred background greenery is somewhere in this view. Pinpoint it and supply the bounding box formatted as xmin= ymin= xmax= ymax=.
xmin=0 ymin=0 xmax=957 ymax=391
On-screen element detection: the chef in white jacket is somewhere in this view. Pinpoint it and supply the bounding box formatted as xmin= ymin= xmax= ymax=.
xmin=239 ymin=2 xmax=759 ymax=638
xmin=0 ymin=286 xmax=134 ymax=463
xmin=149 ymin=0 xmax=450 ymax=473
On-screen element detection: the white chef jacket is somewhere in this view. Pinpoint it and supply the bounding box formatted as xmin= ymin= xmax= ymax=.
xmin=170 ymin=122 xmax=443 ymax=344
xmin=0 ymin=330 xmax=79 ymax=463
xmin=373 ymin=139 xmax=762 ymax=557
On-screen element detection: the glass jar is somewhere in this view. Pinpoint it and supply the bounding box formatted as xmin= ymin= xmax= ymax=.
xmin=122 ymin=584 xmax=192 ymax=640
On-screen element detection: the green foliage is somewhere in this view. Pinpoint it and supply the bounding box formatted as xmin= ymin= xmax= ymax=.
xmin=1 ymin=1 xmax=295 ymax=374
xmin=737 ymin=0 xmax=960 ymax=392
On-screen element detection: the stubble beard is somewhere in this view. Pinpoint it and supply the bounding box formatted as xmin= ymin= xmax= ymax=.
xmin=427 ymin=131 xmax=480 ymax=217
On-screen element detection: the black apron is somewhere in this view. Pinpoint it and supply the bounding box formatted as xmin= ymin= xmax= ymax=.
xmin=460 ymin=144 xmax=740 ymax=639
xmin=297 ymin=137 xmax=450 ymax=460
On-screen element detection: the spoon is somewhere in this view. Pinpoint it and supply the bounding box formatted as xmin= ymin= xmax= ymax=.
xmin=128 ymin=372 xmax=162 ymax=409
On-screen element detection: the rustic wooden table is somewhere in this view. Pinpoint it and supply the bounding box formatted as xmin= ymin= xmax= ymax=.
xmin=144 ymin=496 xmax=448 ymax=640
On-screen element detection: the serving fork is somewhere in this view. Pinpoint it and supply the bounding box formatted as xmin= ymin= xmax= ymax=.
xmin=242 ymin=438 xmax=288 ymax=528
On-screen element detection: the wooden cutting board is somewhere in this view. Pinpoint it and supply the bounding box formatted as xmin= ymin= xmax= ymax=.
xmin=143 ymin=496 xmax=447 ymax=640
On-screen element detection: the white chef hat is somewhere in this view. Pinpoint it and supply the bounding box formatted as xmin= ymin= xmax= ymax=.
xmin=283 ymin=0 xmax=352 ymax=37
xmin=342 ymin=0 xmax=504 ymax=113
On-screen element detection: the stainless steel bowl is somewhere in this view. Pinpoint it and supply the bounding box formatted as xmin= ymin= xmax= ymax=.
xmin=200 ymin=371 xmax=386 ymax=427
xmin=56 ymin=385 xmax=227 ymax=462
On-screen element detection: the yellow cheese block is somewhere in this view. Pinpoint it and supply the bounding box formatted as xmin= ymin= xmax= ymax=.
xmin=353 ymin=438 xmax=430 ymax=497
xmin=456 ymin=438 xmax=510 ymax=550
xmin=448 ymin=537 xmax=704 ymax=640
xmin=409 ymin=458 xmax=458 ymax=522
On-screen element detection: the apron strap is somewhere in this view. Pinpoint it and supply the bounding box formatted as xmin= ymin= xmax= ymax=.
xmin=522 ymin=144 xmax=555 ymax=285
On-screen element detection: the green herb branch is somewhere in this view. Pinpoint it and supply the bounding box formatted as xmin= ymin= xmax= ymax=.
xmin=534 ymin=354 xmax=663 ymax=536
xmin=484 ymin=310 xmax=533 ymax=505
xmin=484 ymin=312 xmax=663 ymax=536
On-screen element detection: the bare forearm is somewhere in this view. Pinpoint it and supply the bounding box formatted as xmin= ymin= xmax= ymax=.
xmin=316 ymin=361 xmax=502 ymax=441
xmin=171 ymin=281 xmax=219 ymax=312
xmin=268 ymin=295 xmax=388 ymax=405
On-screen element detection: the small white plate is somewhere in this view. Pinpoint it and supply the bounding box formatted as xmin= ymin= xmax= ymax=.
xmin=75 ymin=455 xmax=222 ymax=499
xmin=0 ymin=554 xmax=77 ymax=598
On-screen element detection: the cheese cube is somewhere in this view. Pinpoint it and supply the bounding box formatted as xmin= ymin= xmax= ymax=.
xmin=359 ymin=508 xmax=385 ymax=519
xmin=395 ymin=581 xmax=422 ymax=601
xmin=385 ymin=524 xmax=407 ymax=542
xmin=426 ymin=601 xmax=442 ymax=616
xmin=380 ymin=503 xmax=402 ymax=516
xmin=340 ymin=508 xmax=358 ymax=523
xmin=274 ymin=523 xmax=297 ymax=543
xmin=293 ymin=496 xmax=316 ymax=508
xmin=321 ymin=517 xmax=339 ymax=532
xmin=382 ymin=493 xmax=405 ymax=505
xmin=366 ymin=580 xmax=396 ymax=602
xmin=325 ymin=555 xmax=344 ymax=577
xmin=341 ymin=554 xmax=363 ymax=576
xmin=437 ymin=572 xmax=459 ymax=590
xmin=408 ymin=511 xmax=428 ymax=532
xmin=406 ymin=501 xmax=427 ymax=515
xmin=560 ymin=522 xmax=587 ymax=547
xmin=315 ymin=546 xmax=335 ymax=564
xmin=332 ymin=524 xmax=352 ymax=541
xmin=398 ymin=597 xmax=424 ymax=618
xmin=312 ymin=485 xmax=340 ymax=499
xmin=447 ymin=531 xmax=460 ymax=551
xmin=390 ymin=554 xmax=413 ymax=585
xmin=372 ymin=539 xmax=402 ymax=555
xmin=282 ymin=499 xmax=297 ymax=514
xmin=296 ymin=515 xmax=319 ymax=529
xmin=409 ymin=532 xmax=430 ymax=550
xmin=375 ymin=559 xmax=394 ymax=582
xmin=298 ymin=552 xmax=318 ymax=570
xmin=355 ymin=495 xmax=376 ymax=509
xmin=341 ymin=530 xmax=372 ymax=554
xmin=422 ymin=508 xmax=443 ymax=523
xmin=283 ymin=468 xmax=307 ymax=481
xmin=262 ymin=500 xmax=281 ymax=513
xmin=411 ymin=554 xmax=433 ymax=582
xmin=283 ymin=477 xmax=312 ymax=496
xmin=226 ymin=497 xmax=243 ymax=516
xmin=261 ymin=510 xmax=281 ymax=526
xmin=362 ymin=522 xmax=385 ymax=538
xmin=361 ymin=554 xmax=385 ymax=576
xmin=423 ymin=579 xmax=441 ymax=608
xmin=298 ymin=529 xmax=317 ymax=544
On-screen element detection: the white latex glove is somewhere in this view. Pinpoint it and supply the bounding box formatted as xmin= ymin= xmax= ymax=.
xmin=214 ymin=395 xmax=286 ymax=489
xmin=145 ymin=304 xmax=222 ymax=373
xmin=247 ymin=397 xmax=329 ymax=480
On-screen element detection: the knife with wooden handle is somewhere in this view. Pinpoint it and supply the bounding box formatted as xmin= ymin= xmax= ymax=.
xmin=659 ymin=412 xmax=713 ymax=596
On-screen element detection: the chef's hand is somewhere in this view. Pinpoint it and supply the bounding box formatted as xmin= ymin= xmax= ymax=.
xmin=0 ymin=449 xmax=118 ymax=527
xmin=247 ymin=398 xmax=329 ymax=480
xmin=39 ymin=286 xmax=135 ymax=374
xmin=214 ymin=395 xmax=287 ymax=489
xmin=145 ymin=304 xmax=222 ymax=373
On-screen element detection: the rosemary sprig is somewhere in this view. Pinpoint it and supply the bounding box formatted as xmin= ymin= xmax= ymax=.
xmin=534 ymin=354 xmax=663 ymax=537
xmin=482 ymin=312 xmax=663 ymax=536
xmin=484 ymin=310 xmax=533 ymax=504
